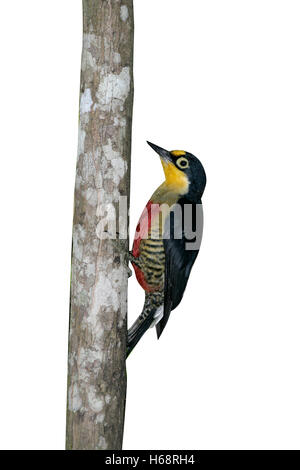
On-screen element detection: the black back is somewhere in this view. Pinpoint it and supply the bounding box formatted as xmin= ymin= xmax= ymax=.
xmin=156 ymin=197 xmax=204 ymax=338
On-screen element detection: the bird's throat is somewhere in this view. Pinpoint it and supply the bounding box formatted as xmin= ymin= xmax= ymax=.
xmin=161 ymin=160 xmax=189 ymax=195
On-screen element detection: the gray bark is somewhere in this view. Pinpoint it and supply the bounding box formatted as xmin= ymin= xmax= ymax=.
xmin=66 ymin=0 xmax=134 ymax=450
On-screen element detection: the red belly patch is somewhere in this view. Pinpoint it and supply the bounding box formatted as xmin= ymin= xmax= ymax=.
xmin=132 ymin=200 xmax=160 ymax=257
xmin=131 ymin=263 xmax=157 ymax=292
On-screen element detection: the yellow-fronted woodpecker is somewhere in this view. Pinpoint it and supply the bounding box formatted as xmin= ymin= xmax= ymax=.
xmin=127 ymin=142 xmax=206 ymax=357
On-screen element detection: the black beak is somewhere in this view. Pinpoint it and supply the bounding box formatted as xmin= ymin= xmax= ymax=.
xmin=147 ymin=141 xmax=171 ymax=163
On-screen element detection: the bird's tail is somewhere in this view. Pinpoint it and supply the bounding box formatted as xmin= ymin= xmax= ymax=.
xmin=127 ymin=293 xmax=162 ymax=358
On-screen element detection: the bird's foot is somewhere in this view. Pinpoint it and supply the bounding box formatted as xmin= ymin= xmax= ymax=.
xmin=102 ymin=232 xmax=133 ymax=277
xmin=128 ymin=251 xmax=142 ymax=269
xmin=127 ymin=265 xmax=133 ymax=278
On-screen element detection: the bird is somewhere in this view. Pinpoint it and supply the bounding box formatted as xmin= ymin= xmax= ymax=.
xmin=127 ymin=142 xmax=206 ymax=357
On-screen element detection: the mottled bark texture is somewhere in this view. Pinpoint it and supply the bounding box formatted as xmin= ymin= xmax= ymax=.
xmin=66 ymin=0 xmax=134 ymax=450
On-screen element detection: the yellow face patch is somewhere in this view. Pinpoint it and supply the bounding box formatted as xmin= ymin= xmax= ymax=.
xmin=161 ymin=160 xmax=189 ymax=194
xmin=170 ymin=150 xmax=186 ymax=157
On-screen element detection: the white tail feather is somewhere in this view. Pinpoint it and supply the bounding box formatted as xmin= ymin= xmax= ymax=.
xmin=150 ymin=305 xmax=164 ymax=328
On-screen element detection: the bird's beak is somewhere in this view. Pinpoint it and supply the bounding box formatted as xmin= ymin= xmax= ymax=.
xmin=147 ymin=141 xmax=189 ymax=192
xmin=147 ymin=141 xmax=172 ymax=163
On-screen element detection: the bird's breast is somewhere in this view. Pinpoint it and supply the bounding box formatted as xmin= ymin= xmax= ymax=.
xmin=131 ymin=185 xmax=181 ymax=292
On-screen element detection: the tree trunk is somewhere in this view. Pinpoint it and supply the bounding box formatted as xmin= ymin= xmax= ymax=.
xmin=66 ymin=0 xmax=134 ymax=450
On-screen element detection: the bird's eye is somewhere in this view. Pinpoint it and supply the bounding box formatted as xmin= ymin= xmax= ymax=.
xmin=176 ymin=157 xmax=189 ymax=169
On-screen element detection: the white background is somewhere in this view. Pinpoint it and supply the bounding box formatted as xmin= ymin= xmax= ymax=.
xmin=0 ymin=0 xmax=300 ymax=450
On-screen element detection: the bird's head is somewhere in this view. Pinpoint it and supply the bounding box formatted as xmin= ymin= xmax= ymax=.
xmin=147 ymin=141 xmax=206 ymax=201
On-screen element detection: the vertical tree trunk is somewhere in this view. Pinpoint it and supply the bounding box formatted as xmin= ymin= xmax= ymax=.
xmin=66 ymin=0 xmax=134 ymax=450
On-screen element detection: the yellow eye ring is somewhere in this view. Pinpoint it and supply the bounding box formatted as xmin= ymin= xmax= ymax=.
xmin=176 ymin=157 xmax=189 ymax=169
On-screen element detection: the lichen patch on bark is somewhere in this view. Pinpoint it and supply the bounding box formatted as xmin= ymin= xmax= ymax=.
xmin=120 ymin=5 xmax=129 ymax=22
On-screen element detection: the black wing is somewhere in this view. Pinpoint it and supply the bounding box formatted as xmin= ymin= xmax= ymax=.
xmin=156 ymin=198 xmax=204 ymax=338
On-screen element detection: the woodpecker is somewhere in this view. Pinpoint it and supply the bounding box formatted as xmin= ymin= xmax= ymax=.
xmin=127 ymin=142 xmax=206 ymax=357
